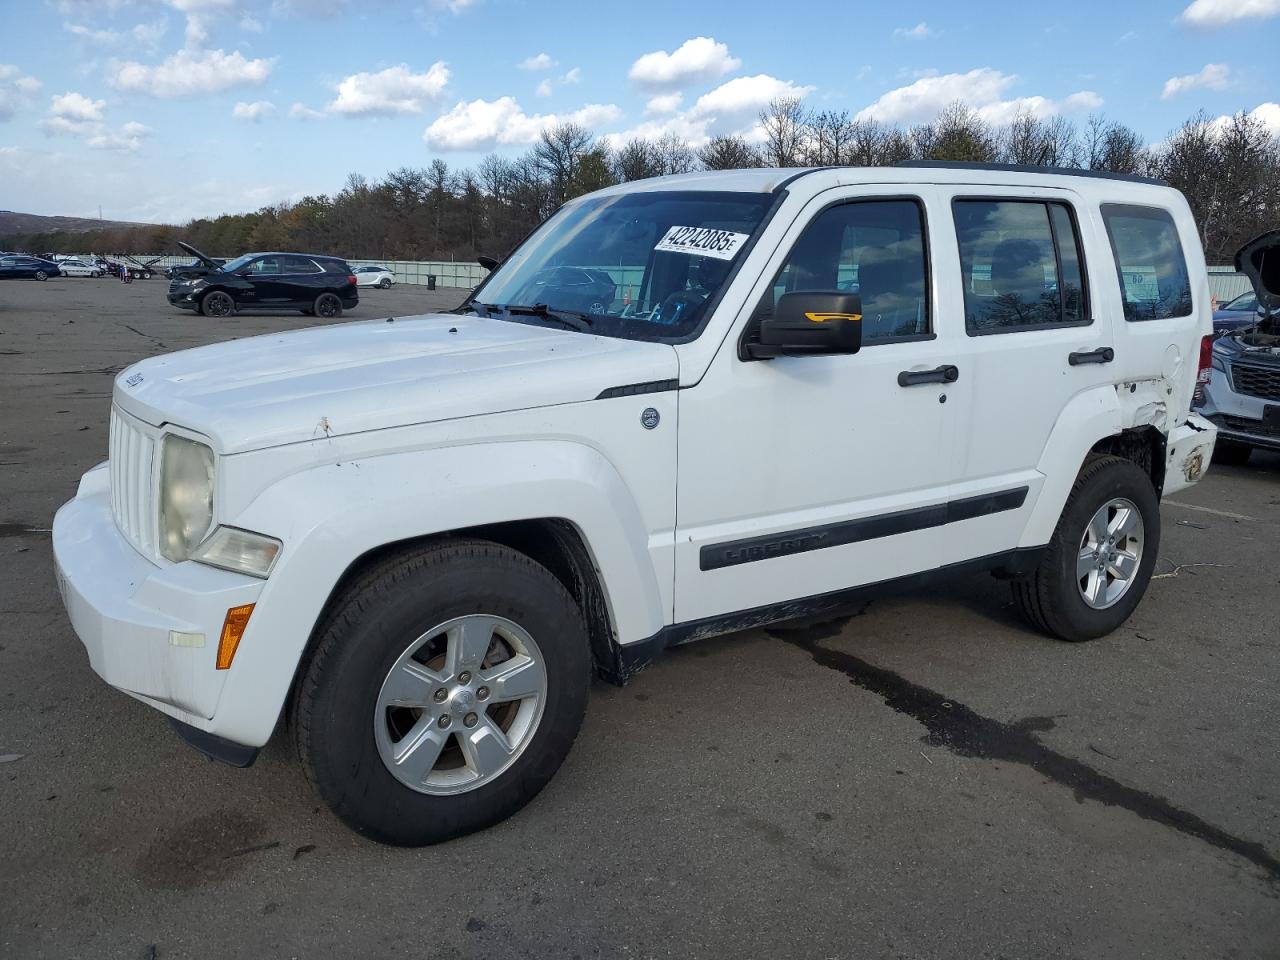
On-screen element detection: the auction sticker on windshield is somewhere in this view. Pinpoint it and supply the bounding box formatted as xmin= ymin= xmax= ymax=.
xmin=654 ymin=225 xmax=750 ymax=261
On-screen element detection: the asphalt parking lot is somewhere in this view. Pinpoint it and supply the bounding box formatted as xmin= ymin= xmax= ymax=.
xmin=1 ymin=276 xmax=1278 ymax=959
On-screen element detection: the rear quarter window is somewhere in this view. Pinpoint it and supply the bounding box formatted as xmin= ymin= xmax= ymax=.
xmin=1100 ymin=204 xmax=1192 ymax=321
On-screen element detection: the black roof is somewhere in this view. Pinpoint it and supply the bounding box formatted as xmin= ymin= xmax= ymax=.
xmin=896 ymin=160 xmax=1168 ymax=187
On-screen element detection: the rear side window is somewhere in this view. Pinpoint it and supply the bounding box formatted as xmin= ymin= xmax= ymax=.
xmin=1100 ymin=204 xmax=1192 ymax=321
xmin=280 ymin=255 xmax=321 ymax=274
xmin=953 ymin=199 xmax=1089 ymax=334
xmin=766 ymin=198 xmax=931 ymax=344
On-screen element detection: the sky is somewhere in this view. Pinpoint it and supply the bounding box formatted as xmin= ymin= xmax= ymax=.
xmin=0 ymin=0 xmax=1277 ymax=224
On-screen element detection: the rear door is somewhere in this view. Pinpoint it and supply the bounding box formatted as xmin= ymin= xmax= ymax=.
xmin=278 ymin=255 xmax=326 ymax=306
xmin=931 ymin=187 xmax=1116 ymax=563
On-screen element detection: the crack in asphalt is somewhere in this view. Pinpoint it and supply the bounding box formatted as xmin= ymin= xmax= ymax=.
xmin=770 ymin=617 xmax=1280 ymax=883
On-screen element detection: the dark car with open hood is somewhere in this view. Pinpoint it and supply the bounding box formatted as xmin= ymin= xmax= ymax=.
xmin=167 ymin=241 xmax=358 ymax=318
xmin=1196 ymin=230 xmax=1280 ymax=464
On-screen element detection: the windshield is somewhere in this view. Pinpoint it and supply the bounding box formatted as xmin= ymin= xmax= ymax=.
xmin=219 ymin=253 xmax=258 ymax=273
xmin=1223 ymin=292 xmax=1257 ymax=311
xmin=471 ymin=190 xmax=775 ymax=339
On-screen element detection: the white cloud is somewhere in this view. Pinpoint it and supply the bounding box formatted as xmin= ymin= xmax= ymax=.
xmin=233 ymin=99 xmax=275 ymax=120
xmin=854 ymin=68 xmax=1100 ymax=126
xmin=327 ymin=62 xmax=449 ymax=116
xmin=108 ymin=48 xmax=274 ymax=96
xmin=64 ymin=21 xmax=167 ymax=48
xmin=289 ymin=102 xmax=325 ymax=120
xmin=88 ymin=121 xmax=151 ymax=151
xmin=424 ymin=96 xmax=621 ymax=150
xmin=1208 ymin=101 xmax=1280 ymax=136
xmin=894 ymin=22 xmax=933 ymax=38
xmin=645 ymin=92 xmax=683 ymax=116
xmin=562 ymin=67 xmax=581 ymax=85
xmin=240 ymin=14 xmax=263 ymax=31
xmin=519 ymin=52 xmax=556 ymax=71
xmin=50 ymin=91 xmax=106 ymax=122
xmin=0 ymin=64 xmax=41 ymax=121
xmin=1180 ymin=0 xmax=1280 ymax=26
xmin=856 ymin=68 xmax=1015 ymax=123
xmin=1064 ymin=90 xmax=1104 ymax=111
xmin=690 ymin=74 xmax=814 ymax=118
xmin=1161 ymin=63 xmax=1229 ymax=99
xmin=606 ymin=74 xmax=814 ymax=149
xmin=629 ymin=37 xmax=741 ymax=90
xmin=535 ymin=79 xmax=553 ymax=97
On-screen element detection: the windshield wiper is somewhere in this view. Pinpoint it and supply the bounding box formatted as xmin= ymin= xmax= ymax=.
xmin=461 ymin=301 xmax=500 ymax=316
xmin=500 ymin=303 xmax=594 ymax=333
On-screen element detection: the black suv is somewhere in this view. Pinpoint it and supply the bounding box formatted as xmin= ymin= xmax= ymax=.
xmin=168 ymin=241 xmax=358 ymax=318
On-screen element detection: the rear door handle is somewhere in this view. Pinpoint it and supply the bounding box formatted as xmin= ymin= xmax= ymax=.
xmin=897 ymin=364 xmax=959 ymax=387
xmin=1068 ymin=347 xmax=1114 ymax=366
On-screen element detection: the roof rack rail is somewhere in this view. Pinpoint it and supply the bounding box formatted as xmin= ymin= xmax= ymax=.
xmin=896 ymin=160 xmax=1168 ymax=187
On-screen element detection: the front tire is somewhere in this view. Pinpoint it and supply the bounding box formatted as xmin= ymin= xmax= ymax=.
xmin=378 ymin=278 xmax=391 ymax=289
xmin=292 ymin=539 xmax=590 ymax=846
xmin=1212 ymin=439 xmax=1252 ymax=466
xmin=1012 ymin=455 xmax=1160 ymax=642
xmin=34 ymin=270 xmax=47 ymax=281
xmin=199 ymin=290 xmax=235 ymax=317
xmin=314 ymin=292 xmax=343 ymax=318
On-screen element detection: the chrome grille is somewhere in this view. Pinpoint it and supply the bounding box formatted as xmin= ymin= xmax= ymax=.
xmin=1229 ymin=361 xmax=1280 ymax=402
xmin=109 ymin=407 xmax=158 ymax=559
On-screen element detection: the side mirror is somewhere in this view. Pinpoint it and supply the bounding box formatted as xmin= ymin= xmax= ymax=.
xmin=477 ymin=255 xmax=499 ymax=272
xmin=747 ymin=291 xmax=862 ymax=359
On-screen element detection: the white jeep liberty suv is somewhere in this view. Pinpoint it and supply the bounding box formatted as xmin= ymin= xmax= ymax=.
xmin=53 ymin=162 xmax=1218 ymax=845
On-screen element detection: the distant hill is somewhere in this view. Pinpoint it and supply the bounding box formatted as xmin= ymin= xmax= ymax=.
xmin=0 ymin=210 xmax=160 ymax=235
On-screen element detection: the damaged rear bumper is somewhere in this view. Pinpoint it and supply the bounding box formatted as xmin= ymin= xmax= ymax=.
xmin=1163 ymin=412 xmax=1217 ymax=495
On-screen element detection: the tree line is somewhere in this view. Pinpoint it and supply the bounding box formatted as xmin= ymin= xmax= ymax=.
xmin=7 ymin=100 xmax=1278 ymax=265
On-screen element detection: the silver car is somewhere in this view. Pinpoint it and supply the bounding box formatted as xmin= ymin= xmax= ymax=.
xmin=1196 ymin=230 xmax=1280 ymax=464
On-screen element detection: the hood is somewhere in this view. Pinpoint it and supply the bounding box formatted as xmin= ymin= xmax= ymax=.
xmin=177 ymin=240 xmax=223 ymax=270
xmin=113 ymin=313 xmax=679 ymax=453
xmin=1234 ymin=230 xmax=1280 ymax=314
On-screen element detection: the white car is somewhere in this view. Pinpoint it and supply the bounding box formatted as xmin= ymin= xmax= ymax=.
xmin=354 ymin=265 xmax=395 ymax=288
xmin=53 ymin=164 xmax=1218 ymax=846
xmin=56 ymin=257 xmax=104 ymax=278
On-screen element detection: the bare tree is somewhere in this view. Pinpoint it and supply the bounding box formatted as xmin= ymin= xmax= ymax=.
xmin=534 ymin=122 xmax=595 ymax=204
xmin=654 ymin=131 xmax=696 ymax=175
xmin=759 ymin=97 xmax=809 ymax=167
xmin=613 ymin=138 xmax=663 ymax=181
xmin=1083 ymin=114 xmax=1146 ymax=174
xmin=698 ymin=134 xmax=762 ymax=170
xmin=806 ymin=109 xmax=855 ymax=166
xmin=1001 ymin=112 xmax=1080 ymax=167
xmin=917 ymin=101 xmax=998 ymax=162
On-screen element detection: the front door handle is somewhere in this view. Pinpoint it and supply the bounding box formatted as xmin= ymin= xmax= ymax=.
xmin=1068 ymin=347 xmax=1114 ymax=366
xmin=897 ymin=364 xmax=959 ymax=387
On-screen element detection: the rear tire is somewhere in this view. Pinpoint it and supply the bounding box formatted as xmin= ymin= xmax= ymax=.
xmin=378 ymin=278 xmax=391 ymax=289
xmin=142 ymin=271 xmax=151 ymax=280
xmin=1012 ymin=455 xmax=1160 ymax=642
xmin=314 ymin=292 xmax=342 ymax=318
xmin=1212 ymin=439 xmax=1252 ymax=466
xmin=292 ymin=539 xmax=590 ymax=846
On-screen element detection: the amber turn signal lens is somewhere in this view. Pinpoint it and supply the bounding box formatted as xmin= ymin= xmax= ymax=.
xmin=216 ymin=603 xmax=255 ymax=670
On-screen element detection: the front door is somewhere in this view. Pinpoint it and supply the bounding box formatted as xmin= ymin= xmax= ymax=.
xmin=673 ymin=187 xmax=960 ymax=625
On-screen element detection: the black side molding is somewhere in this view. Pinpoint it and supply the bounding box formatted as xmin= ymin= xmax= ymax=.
xmin=595 ymin=379 xmax=679 ymax=400
xmin=700 ymin=487 xmax=1028 ymax=571
xmin=615 ymin=546 xmax=1047 ymax=679
xmin=168 ymin=716 xmax=259 ymax=767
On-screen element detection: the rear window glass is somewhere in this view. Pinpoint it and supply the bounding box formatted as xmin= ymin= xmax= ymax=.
xmin=1101 ymin=204 xmax=1192 ymax=321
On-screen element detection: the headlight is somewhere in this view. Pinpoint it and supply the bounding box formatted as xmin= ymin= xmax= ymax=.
xmin=159 ymin=434 xmax=214 ymax=562
xmin=193 ymin=526 xmax=281 ymax=579
xmin=189 ymin=278 xmax=208 ymax=289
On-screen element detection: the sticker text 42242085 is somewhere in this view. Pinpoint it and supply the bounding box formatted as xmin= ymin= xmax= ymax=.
xmin=654 ymin=225 xmax=750 ymax=261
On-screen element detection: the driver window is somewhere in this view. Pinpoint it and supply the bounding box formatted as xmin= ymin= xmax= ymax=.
xmin=764 ymin=199 xmax=931 ymax=344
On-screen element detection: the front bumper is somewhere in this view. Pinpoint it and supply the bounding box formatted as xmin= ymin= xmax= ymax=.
xmin=1197 ymin=365 xmax=1280 ymax=451
xmin=53 ymin=463 xmax=264 ymax=737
